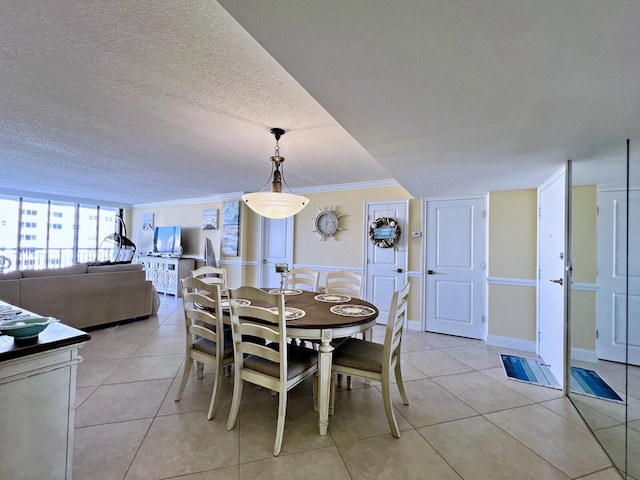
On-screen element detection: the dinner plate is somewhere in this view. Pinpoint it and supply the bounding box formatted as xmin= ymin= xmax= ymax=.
xmin=268 ymin=288 xmax=302 ymax=296
xmin=266 ymin=307 xmax=306 ymax=320
xmin=220 ymin=298 xmax=250 ymax=309
xmin=330 ymin=305 xmax=376 ymax=317
xmin=314 ymin=293 xmax=351 ymax=303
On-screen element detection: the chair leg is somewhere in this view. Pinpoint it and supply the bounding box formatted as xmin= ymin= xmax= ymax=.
xmin=381 ymin=379 xmax=400 ymax=438
xmin=196 ymin=360 xmax=204 ymax=379
xmin=206 ymin=365 xmax=224 ymax=420
xmin=226 ymin=370 xmax=244 ymax=431
xmin=174 ymin=357 xmax=192 ymax=402
xmin=274 ymin=390 xmax=287 ymax=456
xmin=394 ymin=360 xmax=409 ymax=405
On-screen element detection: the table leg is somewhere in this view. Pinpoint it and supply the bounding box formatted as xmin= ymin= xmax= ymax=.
xmin=317 ymin=329 xmax=334 ymax=436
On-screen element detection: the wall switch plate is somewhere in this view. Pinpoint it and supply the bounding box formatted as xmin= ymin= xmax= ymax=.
xmin=411 ymin=231 xmax=422 ymax=238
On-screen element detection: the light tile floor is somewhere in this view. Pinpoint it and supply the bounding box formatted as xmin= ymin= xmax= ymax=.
xmin=73 ymin=296 xmax=623 ymax=480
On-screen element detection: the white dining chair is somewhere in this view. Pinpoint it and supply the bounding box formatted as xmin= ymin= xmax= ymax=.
xmin=191 ymin=266 xmax=228 ymax=291
xmin=325 ymin=269 xmax=363 ymax=298
xmin=226 ymin=286 xmax=318 ymax=456
xmin=285 ymin=267 xmax=320 ymax=292
xmin=331 ymin=282 xmax=410 ymax=437
xmin=175 ymin=277 xmax=234 ymax=421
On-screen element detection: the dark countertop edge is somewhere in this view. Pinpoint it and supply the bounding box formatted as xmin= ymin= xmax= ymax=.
xmin=0 ymin=322 xmax=91 ymax=363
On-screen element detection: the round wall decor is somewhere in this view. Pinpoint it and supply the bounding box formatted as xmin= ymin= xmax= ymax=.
xmin=369 ymin=217 xmax=401 ymax=248
xmin=313 ymin=207 xmax=343 ymax=240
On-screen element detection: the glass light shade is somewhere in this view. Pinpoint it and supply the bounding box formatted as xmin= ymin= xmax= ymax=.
xmin=242 ymin=192 xmax=309 ymax=219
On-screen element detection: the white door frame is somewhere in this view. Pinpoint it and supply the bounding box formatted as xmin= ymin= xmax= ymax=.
xmin=421 ymin=195 xmax=487 ymax=338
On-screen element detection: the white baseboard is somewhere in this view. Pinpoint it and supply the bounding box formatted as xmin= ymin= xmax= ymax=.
xmin=486 ymin=334 xmax=536 ymax=353
xmin=571 ymin=347 xmax=599 ymax=363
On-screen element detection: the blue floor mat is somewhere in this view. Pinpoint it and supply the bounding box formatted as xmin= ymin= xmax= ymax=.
xmin=500 ymin=354 xmax=560 ymax=388
xmin=570 ymin=366 xmax=624 ymax=402
xmin=500 ymin=353 xmax=624 ymax=402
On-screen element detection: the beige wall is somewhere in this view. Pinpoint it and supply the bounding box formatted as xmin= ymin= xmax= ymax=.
xmin=488 ymin=189 xmax=537 ymax=341
xmin=489 ymin=189 xmax=537 ymax=279
xmin=571 ymin=185 xmax=597 ymax=284
xmin=129 ymin=185 xmax=548 ymax=344
xmin=293 ymin=186 xmax=414 ymax=268
xmin=129 ymin=200 xmax=225 ymax=260
xmin=488 ymin=284 xmax=537 ymax=341
xmin=129 ymin=186 xmax=423 ymax=321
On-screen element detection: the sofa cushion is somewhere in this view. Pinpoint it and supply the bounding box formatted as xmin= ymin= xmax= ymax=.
xmin=87 ymin=263 xmax=143 ymax=273
xmin=21 ymin=263 xmax=88 ymax=278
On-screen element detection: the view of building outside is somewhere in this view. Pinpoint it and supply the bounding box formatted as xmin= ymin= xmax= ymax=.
xmin=0 ymin=196 xmax=120 ymax=272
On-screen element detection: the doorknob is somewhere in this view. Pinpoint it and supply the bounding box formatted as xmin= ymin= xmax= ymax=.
xmin=427 ymin=270 xmax=435 ymax=275
xmin=395 ymin=268 xmax=403 ymax=273
xmin=262 ymin=259 xmax=267 ymax=263
xmin=550 ymin=278 xmax=563 ymax=285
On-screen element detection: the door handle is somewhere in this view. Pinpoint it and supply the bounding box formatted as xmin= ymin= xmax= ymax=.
xmin=427 ymin=270 xmax=435 ymax=275
xmin=395 ymin=268 xmax=403 ymax=273
xmin=550 ymin=278 xmax=563 ymax=285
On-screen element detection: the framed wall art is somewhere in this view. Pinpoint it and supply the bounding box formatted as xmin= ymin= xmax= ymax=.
xmin=202 ymin=208 xmax=218 ymax=230
xmin=221 ymin=201 xmax=240 ymax=256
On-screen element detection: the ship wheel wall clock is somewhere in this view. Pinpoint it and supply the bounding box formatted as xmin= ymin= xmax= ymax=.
xmin=313 ymin=207 xmax=343 ymax=240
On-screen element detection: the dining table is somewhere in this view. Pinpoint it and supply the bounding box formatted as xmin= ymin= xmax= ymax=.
xmin=222 ymin=288 xmax=379 ymax=436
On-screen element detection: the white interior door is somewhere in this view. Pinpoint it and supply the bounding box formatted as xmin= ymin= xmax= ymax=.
xmin=365 ymin=201 xmax=408 ymax=325
xmin=597 ymin=190 xmax=640 ymax=365
xmin=425 ymin=198 xmax=485 ymax=339
xmin=537 ymin=170 xmax=566 ymax=387
xmin=259 ymin=216 xmax=293 ymax=288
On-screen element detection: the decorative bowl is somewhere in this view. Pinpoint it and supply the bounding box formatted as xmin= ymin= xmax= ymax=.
xmin=0 ymin=316 xmax=59 ymax=340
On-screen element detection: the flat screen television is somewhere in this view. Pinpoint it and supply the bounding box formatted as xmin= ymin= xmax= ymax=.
xmin=153 ymin=225 xmax=182 ymax=256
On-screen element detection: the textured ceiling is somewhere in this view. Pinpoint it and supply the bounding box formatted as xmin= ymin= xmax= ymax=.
xmin=221 ymin=0 xmax=640 ymax=195
xmin=2 ymin=1 xmax=639 ymax=207
xmin=0 ymin=1 xmax=391 ymax=206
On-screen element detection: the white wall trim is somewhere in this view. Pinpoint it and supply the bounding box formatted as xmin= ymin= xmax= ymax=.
xmin=219 ymin=259 xmax=257 ymax=267
xmin=291 ymin=263 xmax=364 ymax=275
xmin=571 ymin=347 xmax=599 ymax=363
xmin=132 ymin=179 xmax=402 ymax=208
xmin=487 ymin=334 xmax=536 ymax=353
xmin=134 ymin=191 xmax=245 ymax=208
xmin=571 ymin=282 xmax=597 ymax=292
xmin=486 ymin=277 xmax=536 ymax=287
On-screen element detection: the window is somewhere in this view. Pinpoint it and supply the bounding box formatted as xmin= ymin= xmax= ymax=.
xmin=0 ymin=196 xmax=122 ymax=272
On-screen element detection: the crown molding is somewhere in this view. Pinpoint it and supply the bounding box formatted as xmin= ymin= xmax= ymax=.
xmin=131 ymin=179 xmax=401 ymax=209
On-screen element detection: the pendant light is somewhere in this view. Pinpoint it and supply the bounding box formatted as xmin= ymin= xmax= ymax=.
xmin=241 ymin=128 xmax=309 ymax=219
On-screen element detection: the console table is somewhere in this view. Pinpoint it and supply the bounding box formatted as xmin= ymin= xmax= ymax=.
xmin=135 ymin=255 xmax=195 ymax=297
xmin=0 ymin=304 xmax=90 ymax=480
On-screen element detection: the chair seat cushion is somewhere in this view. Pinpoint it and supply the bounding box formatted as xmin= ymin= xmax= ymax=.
xmin=244 ymin=344 xmax=318 ymax=379
xmin=332 ymin=338 xmax=383 ymax=373
xmin=193 ymin=336 xmax=234 ymax=359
